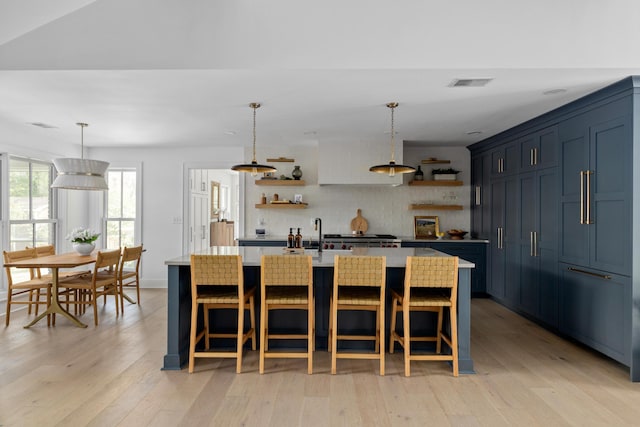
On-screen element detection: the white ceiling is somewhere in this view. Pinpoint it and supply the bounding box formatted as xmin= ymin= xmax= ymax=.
xmin=2 ymin=0 xmax=640 ymax=155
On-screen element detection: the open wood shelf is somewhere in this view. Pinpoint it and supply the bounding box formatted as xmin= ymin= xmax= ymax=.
xmin=409 ymin=204 xmax=464 ymax=211
xmin=409 ymin=180 xmax=463 ymax=186
xmin=255 ymin=180 xmax=306 ymax=186
xmin=255 ymin=203 xmax=308 ymax=209
xmin=421 ymin=159 xmax=451 ymax=164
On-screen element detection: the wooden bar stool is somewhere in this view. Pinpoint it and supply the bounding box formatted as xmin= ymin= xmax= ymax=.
xmin=389 ymin=256 xmax=459 ymax=376
xmin=188 ymin=254 xmax=256 ymax=373
xmin=330 ymin=255 xmax=386 ymax=375
xmin=260 ymin=255 xmax=314 ymax=374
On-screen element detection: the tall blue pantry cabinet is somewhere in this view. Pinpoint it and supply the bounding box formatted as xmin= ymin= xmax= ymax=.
xmin=469 ymin=76 xmax=640 ymax=381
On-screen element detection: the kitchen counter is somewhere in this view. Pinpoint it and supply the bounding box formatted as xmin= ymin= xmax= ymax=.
xmin=238 ymin=235 xmax=489 ymax=244
xmin=163 ymin=246 xmax=475 ymax=373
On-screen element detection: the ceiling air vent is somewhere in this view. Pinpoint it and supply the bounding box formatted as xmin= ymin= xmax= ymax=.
xmin=449 ymin=78 xmax=493 ymax=87
xmin=29 ymin=122 xmax=58 ymax=129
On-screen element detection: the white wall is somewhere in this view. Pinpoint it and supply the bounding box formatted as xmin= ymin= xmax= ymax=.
xmin=90 ymin=145 xmax=244 ymax=288
xmin=244 ymin=144 xmax=471 ymax=240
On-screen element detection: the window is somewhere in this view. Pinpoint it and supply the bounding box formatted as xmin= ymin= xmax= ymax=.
xmin=8 ymin=157 xmax=56 ymax=251
xmin=104 ymin=168 xmax=139 ymax=249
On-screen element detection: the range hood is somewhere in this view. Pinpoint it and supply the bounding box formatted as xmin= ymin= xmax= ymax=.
xmin=318 ymin=140 xmax=405 ymax=185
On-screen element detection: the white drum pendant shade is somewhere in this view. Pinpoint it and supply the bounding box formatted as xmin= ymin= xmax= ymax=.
xmin=50 ymin=122 xmax=109 ymax=190
xmin=51 ymin=158 xmax=109 ymax=190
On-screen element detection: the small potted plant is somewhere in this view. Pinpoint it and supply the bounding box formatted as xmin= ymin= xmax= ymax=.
xmin=431 ymin=167 xmax=460 ymax=181
xmin=67 ymin=227 xmax=100 ymax=255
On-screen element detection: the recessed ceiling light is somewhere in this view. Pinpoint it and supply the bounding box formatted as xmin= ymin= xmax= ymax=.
xmin=224 ymin=130 xmax=236 ymax=136
xmin=449 ymin=78 xmax=493 ymax=88
xmin=28 ymin=122 xmax=58 ymax=129
xmin=543 ymin=88 xmax=567 ymax=95
xmin=466 ymin=131 xmax=483 ymax=135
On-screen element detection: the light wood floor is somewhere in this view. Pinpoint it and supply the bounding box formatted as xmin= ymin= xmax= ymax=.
xmin=2 ymin=290 xmax=640 ymax=426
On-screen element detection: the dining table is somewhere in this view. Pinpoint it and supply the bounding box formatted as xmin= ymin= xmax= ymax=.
xmin=4 ymin=251 xmax=98 ymax=328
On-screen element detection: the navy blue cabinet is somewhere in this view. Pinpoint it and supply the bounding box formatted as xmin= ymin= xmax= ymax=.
xmin=490 ymin=140 xmax=519 ymax=176
xmin=471 ymin=153 xmax=492 ymax=240
xmin=518 ymin=167 xmax=558 ymax=327
xmin=470 ymin=76 xmax=640 ymax=381
xmin=559 ymin=263 xmax=630 ymax=365
xmin=559 ymin=105 xmax=632 ymax=276
xmin=488 ymin=175 xmax=519 ymax=305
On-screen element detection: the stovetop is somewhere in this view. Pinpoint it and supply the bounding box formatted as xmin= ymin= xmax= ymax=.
xmin=323 ymin=233 xmax=398 ymax=239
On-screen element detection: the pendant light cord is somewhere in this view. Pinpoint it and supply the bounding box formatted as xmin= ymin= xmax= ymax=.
xmin=389 ymin=103 xmax=396 ymax=163
xmin=250 ymin=103 xmax=260 ymax=163
xmin=77 ymin=122 xmax=88 ymax=160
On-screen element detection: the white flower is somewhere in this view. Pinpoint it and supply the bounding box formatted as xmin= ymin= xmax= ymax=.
xmin=66 ymin=227 xmax=100 ymax=244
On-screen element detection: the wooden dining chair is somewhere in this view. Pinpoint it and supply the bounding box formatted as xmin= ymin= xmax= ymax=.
xmin=189 ymin=254 xmax=256 ymax=373
xmin=389 ymin=256 xmax=459 ymax=377
xmin=260 ymin=255 xmax=314 ymax=374
xmin=3 ymin=248 xmax=51 ymax=326
xmin=60 ymin=249 xmax=122 ymax=326
xmin=118 ymin=245 xmax=144 ymax=314
xmin=330 ymin=255 xmax=386 ymax=375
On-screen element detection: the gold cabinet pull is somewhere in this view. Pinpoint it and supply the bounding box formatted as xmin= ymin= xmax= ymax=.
xmin=579 ymin=170 xmax=585 ymax=224
xmin=585 ymin=170 xmax=593 ymax=224
xmin=475 ymin=186 xmax=481 ymax=205
xmin=568 ymin=267 xmax=611 ymax=280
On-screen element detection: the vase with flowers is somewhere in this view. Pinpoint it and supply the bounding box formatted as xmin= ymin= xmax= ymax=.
xmin=67 ymin=227 xmax=100 ymax=255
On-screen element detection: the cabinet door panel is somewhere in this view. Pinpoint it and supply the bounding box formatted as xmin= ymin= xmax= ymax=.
xmin=504 ymin=177 xmax=520 ymax=305
xmin=559 ymin=134 xmax=589 ymax=265
xmin=518 ymin=172 xmax=537 ymax=315
xmin=489 ymin=180 xmax=505 ymax=299
xmin=559 ymin=264 xmax=629 ymax=364
xmin=589 ymin=118 xmax=630 ymax=275
xmin=537 ymin=126 xmax=559 ymax=169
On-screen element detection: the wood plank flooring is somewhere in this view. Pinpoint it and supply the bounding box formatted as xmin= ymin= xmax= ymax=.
xmin=2 ymin=290 xmax=640 ymax=426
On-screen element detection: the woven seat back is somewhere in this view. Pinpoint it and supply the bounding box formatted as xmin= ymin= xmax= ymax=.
xmin=406 ymin=256 xmax=458 ymax=289
xmin=191 ymin=254 xmax=242 ymax=287
xmin=334 ymin=255 xmax=386 ymax=287
xmin=261 ymin=255 xmax=312 ymax=287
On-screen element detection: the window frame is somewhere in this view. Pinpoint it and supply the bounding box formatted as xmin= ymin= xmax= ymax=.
xmin=6 ymin=155 xmax=58 ymax=251
xmin=102 ymin=163 xmax=142 ymax=249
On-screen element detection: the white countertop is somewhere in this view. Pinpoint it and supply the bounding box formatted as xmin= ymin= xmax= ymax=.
xmin=238 ymin=235 xmax=488 ymax=243
xmin=165 ymin=246 xmax=475 ymax=269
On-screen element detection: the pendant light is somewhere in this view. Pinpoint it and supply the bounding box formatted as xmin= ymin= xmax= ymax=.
xmin=51 ymin=123 xmax=109 ymax=190
xmin=369 ymin=102 xmax=415 ymax=177
xmin=231 ymin=103 xmax=277 ymax=176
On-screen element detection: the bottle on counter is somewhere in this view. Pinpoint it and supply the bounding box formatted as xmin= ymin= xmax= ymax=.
xmin=287 ymin=228 xmax=295 ymax=248
xmin=295 ymin=228 xmax=302 ymax=248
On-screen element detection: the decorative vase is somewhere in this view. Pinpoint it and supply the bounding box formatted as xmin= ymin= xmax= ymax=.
xmin=291 ymin=165 xmax=303 ymax=180
xmin=73 ymin=242 xmax=95 ymax=255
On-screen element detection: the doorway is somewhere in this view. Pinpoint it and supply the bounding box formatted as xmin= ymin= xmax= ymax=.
xmin=184 ymin=167 xmax=241 ymax=254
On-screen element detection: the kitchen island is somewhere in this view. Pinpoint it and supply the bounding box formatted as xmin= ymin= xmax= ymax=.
xmin=163 ymin=246 xmax=475 ymax=373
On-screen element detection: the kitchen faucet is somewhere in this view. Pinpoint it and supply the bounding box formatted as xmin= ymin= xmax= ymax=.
xmin=314 ymin=218 xmax=322 ymax=252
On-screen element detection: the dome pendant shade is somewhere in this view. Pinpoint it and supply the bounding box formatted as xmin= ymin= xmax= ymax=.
xmin=231 ymin=103 xmax=277 ymax=176
xmin=51 ymin=123 xmax=109 ymax=190
xmin=369 ymin=161 xmax=416 ymax=177
xmin=370 ymin=102 xmax=415 ymax=177
xmin=231 ymin=160 xmax=278 ymax=175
